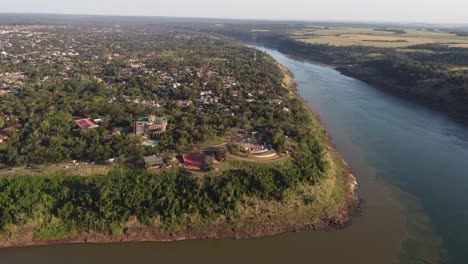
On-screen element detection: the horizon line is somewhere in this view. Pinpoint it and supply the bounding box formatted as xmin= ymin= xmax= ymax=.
xmin=1 ymin=11 xmax=468 ymax=27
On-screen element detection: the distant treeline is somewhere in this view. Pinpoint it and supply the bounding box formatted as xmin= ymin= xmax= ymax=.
xmin=450 ymin=31 xmax=468 ymax=37
xmin=362 ymin=39 xmax=408 ymax=43
xmin=373 ymin=28 xmax=406 ymax=35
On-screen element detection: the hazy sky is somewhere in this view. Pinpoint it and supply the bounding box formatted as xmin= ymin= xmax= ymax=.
xmin=2 ymin=0 xmax=468 ymax=24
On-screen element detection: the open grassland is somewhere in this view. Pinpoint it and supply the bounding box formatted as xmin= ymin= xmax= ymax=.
xmin=251 ymin=29 xmax=271 ymax=32
xmin=291 ymin=27 xmax=468 ymax=48
xmin=197 ymin=135 xmax=227 ymax=148
xmin=292 ymin=27 xmax=396 ymax=36
xmin=449 ymin=66 xmax=468 ymax=72
xmin=0 ymin=164 xmax=113 ymax=178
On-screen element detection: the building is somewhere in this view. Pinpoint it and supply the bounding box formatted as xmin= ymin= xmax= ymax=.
xmin=2 ymin=124 xmax=22 ymax=132
xmin=133 ymin=116 xmax=168 ymax=137
xmin=0 ymin=134 xmax=8 ymax=143
xmin=144 ymin=155 xmax=164 ymax=169
xmin=182 ymin=154 xmax=206 ymax=171
xmin=74 ymin=118 xmax=99 ymax=129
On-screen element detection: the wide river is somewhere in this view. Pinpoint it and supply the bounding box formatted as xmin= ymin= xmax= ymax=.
xmin=2 ymin=46 xmax=468 ymax=264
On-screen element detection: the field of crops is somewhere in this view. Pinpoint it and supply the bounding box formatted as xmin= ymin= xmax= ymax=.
xmin=290 ymin=27 xmax=468 ymax=48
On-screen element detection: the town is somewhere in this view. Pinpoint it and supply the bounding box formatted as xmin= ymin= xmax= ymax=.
xmin=0 ymin=25 xmax=292 ymax=174
xmin=0 ymin=15 xmax=350 ymax=252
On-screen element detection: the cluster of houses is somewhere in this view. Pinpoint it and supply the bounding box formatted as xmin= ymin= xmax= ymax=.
xmin=0 ymin=72 xmax=25 ymax=95
xmin=0 ymin=25 xmax=289 ymax=171
xmin=229 ymin=129 xmax=277 ymax=157
xmin=72 ymin=115 xmax=169 ymax=148
xmin=0 ymin=25 xmax=271 ymax=125
xmin=142 ymin=128 xmax=280 ymax=172
xmin=0 ymin=72 xmax=25 ymax=85
xmin=0 ymin=25 xmax=86 ymax=81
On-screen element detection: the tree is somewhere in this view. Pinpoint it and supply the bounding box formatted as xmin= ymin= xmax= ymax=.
xmin=273 ymin=130 xmax=289 ymax=153
xmin=205 ymin=156 xmax=215 ymax=171
xmin=214 ymin=148 xmax=227 ymax=161
xmin=227 ymin=143 xmax=240 ymax=154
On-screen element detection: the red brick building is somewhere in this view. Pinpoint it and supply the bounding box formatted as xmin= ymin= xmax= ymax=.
xmin=74 ymin=118 xmax=99 ymax=129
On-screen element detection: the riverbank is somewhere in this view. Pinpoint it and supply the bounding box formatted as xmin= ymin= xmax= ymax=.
xmin=0 ymin=60 xmax=359 ymax=249
xmin=336 ymin=66 xmax=468 ymax=126
xmin=278 ymin=62 xmax=360 ymax=228
xmin=240 ymin=34 xmax=468 ymax=125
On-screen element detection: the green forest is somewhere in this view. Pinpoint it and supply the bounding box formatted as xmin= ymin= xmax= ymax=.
xmin=0 ymin=153 xmax=324 ymax=239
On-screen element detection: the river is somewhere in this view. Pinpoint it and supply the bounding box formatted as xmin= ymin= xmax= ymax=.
xmin=1 ymin=46 xmax=468 ymax=264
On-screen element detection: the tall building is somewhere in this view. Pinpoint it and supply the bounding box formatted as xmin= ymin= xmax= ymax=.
xmin=133 ymin=116 xmax=168 ymax=138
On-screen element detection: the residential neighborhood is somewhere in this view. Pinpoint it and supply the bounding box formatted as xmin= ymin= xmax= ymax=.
xmin=0 ymin=24 xmax=293 ymax=174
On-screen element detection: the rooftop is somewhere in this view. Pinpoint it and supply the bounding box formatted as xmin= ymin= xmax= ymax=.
xmin=144 ymin=155 xmax=164 ymax=165
xmin=2 ymin=124 xmax=22 ymax=132
xmin=135 ymin=116 xmax=167 ymax=125
xmin=155 ymin=117 xmax=167 ymax=124
xmin=74 ymin=118 xmax=99 ymax=129
xmin=182 ymin=154 xmax=206 ymax=171
xmin=136 ymin=116 xmax=152 ymax=124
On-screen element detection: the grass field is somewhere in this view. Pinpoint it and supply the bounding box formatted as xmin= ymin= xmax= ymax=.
xmin=251 ymin=29 xmax=271 ymax=32
xmin=290 ymin=27 xmax=468 ymax=48
xmin=0 ymin=163 xmax=112 ymax=178
xmin=197 ymin=135 xmax=227 ymax=148
xmin=449 ymin=66 xmax=468 ymax=72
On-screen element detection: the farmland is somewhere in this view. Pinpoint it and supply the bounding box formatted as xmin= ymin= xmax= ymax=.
xmin=290 ymin=27 xmax=468 ymax=48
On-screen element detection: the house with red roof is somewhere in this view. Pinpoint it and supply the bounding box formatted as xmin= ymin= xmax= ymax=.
xmin=74 ymin=118 xmax=99 ymax=129
xmin=2 ymin=124 xmax=22 ymax=132
xmin=0 ymin=134 xmax=8 ymax=143
xmin=182 ymin=154 xmax=207 ymax=171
